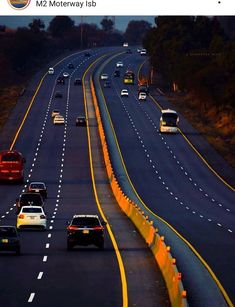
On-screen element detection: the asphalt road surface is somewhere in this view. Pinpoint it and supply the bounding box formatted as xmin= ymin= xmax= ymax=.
xmin=98 ymin=49 xmax=235 ymax=305
xmin=0 ymin=48 xmax=170 ymax=307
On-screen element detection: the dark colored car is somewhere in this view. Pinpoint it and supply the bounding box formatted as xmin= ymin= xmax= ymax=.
xmin=138 ymin=85 xmax=149 ymax=95
xmin=0 ymin=226 xmax=21 ymax=255
xmin=104 ymin=81 xmax=111 ymax=88
xmin=57 ymin=76 xmax=65 ymax=85
xmin=114 ymin=70 xmax=120 ymax=77
xmin=54 ymin=91 xmax=63 ymax=98
xmin=16 ymin=193 xmax=44 ymax=213
xmin=67 ymin=215 xmax=106 ymax=250
xmin=67 ymin=63 xmax=74 ymax=69
xmin=28 ymin=182 xmax=47 ymax=199
xmin=126 ymin=49 xmax=132 ymax=54
xmin=76 ymin=116 xmax=86 ymax=127
xmin=74 ymin=78 xmax=82 ymax=85
xmin=84 ymin=52 xmax=91 ymax=57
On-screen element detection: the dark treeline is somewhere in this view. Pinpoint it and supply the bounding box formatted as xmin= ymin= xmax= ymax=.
xmin=0 ymin=16 xmax=151 ymax=88
xmin=0 ymin=16 xmax=120 ymax=86
xmin=143 ymin=16 xmax=235 ymax=112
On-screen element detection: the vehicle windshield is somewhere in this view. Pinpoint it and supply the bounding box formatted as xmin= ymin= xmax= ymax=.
xmin=30 ymin=183 xmax=44 ymax=189
xmin=1 ymin=153 xmax=20 ymax=162
xmin=20 ymin=194 xmax=42 ymax=206
xmin=0 ymin=227 xmax=17 ymax=237
xmin=162 ymin=113 xmax=178 ymax=126
xmin=22 ymin=208 xmax=43 ymax=213
xmin=72 ymin=217 xmax=100 ymax=227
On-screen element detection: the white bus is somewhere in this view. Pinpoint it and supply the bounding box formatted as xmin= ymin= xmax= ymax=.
xmin=159 ymin=109 xmax=179 ymax=133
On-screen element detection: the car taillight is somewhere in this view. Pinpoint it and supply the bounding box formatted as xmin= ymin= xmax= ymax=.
xmin=93 ymin=226 xmax=103 ymax=230
xmin=11 ymin=170 xmax=20 ymax=173
xmin=67 ymin=225 xmax=78 ymax=230
xmin=40 ymin=215 xmax=46 ymax=219
xmin=18 ymin=214 xmax=25 ymax=219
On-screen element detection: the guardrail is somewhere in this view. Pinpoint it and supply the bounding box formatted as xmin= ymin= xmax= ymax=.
xmin=90 ymin=78 xmax=188 ymax=307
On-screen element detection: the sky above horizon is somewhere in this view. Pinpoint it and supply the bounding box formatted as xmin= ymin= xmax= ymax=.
xmin=0 ymin=16 xmax=156 ymax=31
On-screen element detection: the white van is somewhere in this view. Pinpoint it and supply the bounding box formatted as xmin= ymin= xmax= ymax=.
xmin=159 ymin=109 xmax=179 ymax=133
xmin=48 ymin=67 xmax=54 ymax=75
xmin=138 ymin=92 xmax=147 ymax=101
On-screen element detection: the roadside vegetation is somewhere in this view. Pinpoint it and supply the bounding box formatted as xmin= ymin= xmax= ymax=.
xmin=0 ymin=16 xmax=234 ymax=169
xmin=0 ymin=16 xmax=150 ymax=131
xmin=143 ymin=16 xmax=235 ymax=168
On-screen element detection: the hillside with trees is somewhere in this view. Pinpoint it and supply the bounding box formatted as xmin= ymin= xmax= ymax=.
xmin=143 ymin=16 xmax=235 ymax=167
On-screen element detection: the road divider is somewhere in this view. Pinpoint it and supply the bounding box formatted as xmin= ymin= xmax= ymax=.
xmin=90 ymin=77 xmax=188 ymax=307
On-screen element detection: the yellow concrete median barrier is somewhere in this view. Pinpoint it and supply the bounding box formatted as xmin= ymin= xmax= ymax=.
xmin=90 ymin=78 xmax=188 ymax=307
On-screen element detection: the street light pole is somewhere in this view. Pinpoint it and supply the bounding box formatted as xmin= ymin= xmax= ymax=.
xmin=80 ymin=16 xmax=83 ymax=49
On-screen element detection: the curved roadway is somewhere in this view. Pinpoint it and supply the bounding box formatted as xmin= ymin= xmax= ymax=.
xmin=0 ymin=48 xmax=170 ymax=307
xmin=98 ymin=49 xmax=235 ymax=305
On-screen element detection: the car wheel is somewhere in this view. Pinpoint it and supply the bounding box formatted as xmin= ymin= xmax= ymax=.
xmin=67 ymin=243 xmax=73 ymax=251
xmin=97 ymin=242 xmax=104 ymax=250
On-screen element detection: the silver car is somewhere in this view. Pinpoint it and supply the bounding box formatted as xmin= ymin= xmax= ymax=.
xmin=53 ymin=115 xmax=65 ymax=125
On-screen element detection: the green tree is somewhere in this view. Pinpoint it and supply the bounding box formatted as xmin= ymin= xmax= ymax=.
xmin=100 ymin=18 xmax=114 ymax=33
xmin=48 ymin=16 xmax=74 ymax=38
xmin=143 ymin=16 xmax=234 ymax=110
xmin=28 ymin=18 xmax=45 ymax=33
xmin=124 ymin=20 xmax=152 ymax=44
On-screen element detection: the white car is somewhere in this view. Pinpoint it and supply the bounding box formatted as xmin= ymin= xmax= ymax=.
xmin=140 ymin=49 xmax=147 ymax=56
xmin=51 ymin=109 xmax=60 ymax=118
xmin=53 ymin=115 xmax=65 ymax=125
xmin=121 ymin=89 xmax=129 ymax=97
xmin=116 ymin=61 xmax=124 ymax=68
xmin=48 ymin=67 xmax=54 ymax=75
xmin=17 ymin=206 xmax=47 ymax=230
xmin=100 ymin=73 xmax=109 ymax=80
xmin=138 ymin=92 xmax=147 ymax=100
xmin=63 ymin=72 xmax=69 ymax=78
xmin=123 ymin=42 xmax=128 ymax=47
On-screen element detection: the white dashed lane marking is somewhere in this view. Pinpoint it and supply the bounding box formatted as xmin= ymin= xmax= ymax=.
xmin=37 ymin=272 xmax=43 ymax=280
xmin=115 ymin=86 xmax=233 ymax=234
xmin=28 ymin=293 xmax=35 ymax=303
xmin=132 ymin=92 xmax=233 ymax=215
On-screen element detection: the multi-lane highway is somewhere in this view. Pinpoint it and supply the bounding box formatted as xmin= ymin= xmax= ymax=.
xmin=97 ymin=50 xmax=235 ymax=305
xmin=0 ymin=49 xmax=171 ymax=307
xmin=0 ymin=46 xmax=234 ymax=306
